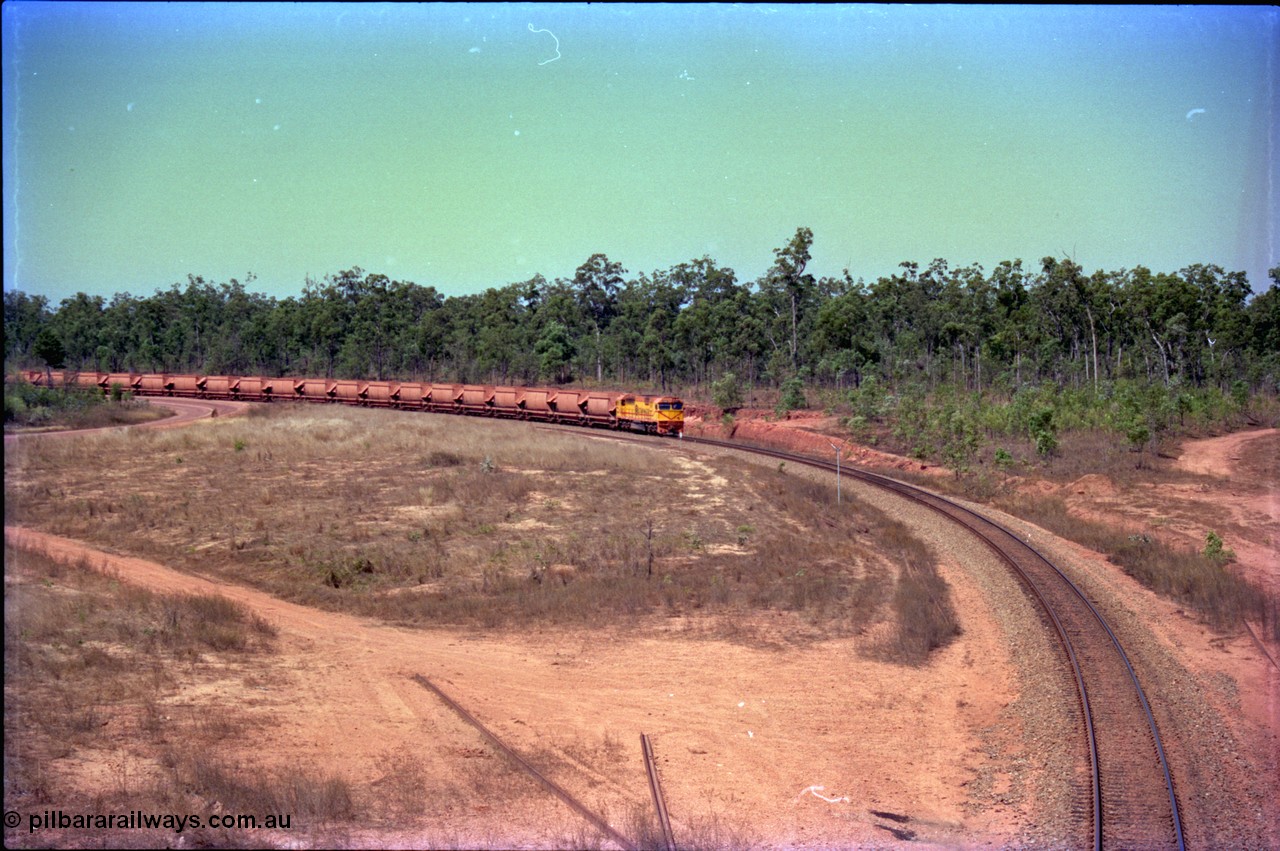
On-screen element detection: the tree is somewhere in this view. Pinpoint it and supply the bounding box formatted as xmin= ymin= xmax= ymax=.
xmin=710 ymin=372 xmax=744 ymax=409
xmin=3 ymin=290 xmax=51 ymax=363
xmin=33 ymin=327 xmax=66 ymax=384
xmin=573 ymin=254 xmax=625 ymax=382
xmin=776 ymin=377 xmax=807 ymax=415
xmin=535 ymin=321 xmax=575 ymax=384
xmin=759 ymin=227 xmax=815 ymax=375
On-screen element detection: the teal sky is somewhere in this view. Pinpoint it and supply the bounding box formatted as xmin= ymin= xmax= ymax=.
xmin=4 ymin=3 xmax=1277 ymax=304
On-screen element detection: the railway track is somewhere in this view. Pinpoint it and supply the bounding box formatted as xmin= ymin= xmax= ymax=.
xmin=17 ymin=388 xmax=1186 ymax=847
xmin=677 ymin=434 xmax=1185 ymax=850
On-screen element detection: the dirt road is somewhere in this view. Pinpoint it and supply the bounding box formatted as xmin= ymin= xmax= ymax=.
xmin=3 ymin=398 xmax=249 ymax=449
xmin=4 ymin=514 xmax=1049 ymax=849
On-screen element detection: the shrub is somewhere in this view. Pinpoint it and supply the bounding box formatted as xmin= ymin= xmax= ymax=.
xmin=711 ymin=372 xmax=745 ymax=409
xmin=1203 ymin=531 xmax=1235 ymax=564
xmin=848 ymin=376 xmax=888 ymax=420
xmin=776 ymin=377 xmax=807 ymax=415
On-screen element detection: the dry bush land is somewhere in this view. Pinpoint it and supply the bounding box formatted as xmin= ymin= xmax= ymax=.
xmin=2 ymin=545 xmax=348 ymax=849
xmin=891 ymin=428 xmax=1278 ymax=639
xmin=6 ymin=404 xmax=1040 ymax=849
xmin=7 ymin=405 xmax=1275 ymax=847
xmin=4 ymin=404 xmax=954 ymax=657
xmin=4 ymin=389 xmax=172 ymax=434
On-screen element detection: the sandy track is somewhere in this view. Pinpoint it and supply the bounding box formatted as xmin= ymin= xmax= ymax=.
xmin=3 ymin=398 xmax=250 ymax=449
xmin=1175 ymin=429 xmax=1279 ymax=598
xmin=5 ymin=518 xmax=1041 ymax=849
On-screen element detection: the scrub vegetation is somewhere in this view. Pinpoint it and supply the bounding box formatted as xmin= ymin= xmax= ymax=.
xmin=988 ymin=494 xmax=1276 ymax=639
xmin=3 ymin=379 xmax=169 ymax=432
xmin=5 ymin=405 xmax=955 ymax=661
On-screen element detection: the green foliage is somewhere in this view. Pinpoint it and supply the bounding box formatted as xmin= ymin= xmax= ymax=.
xmin=891 ymin=386 xmax=932 ymax=456
xmin=1203 ymin=531 xmax=1235 ymax=564
xmin=1034 ymin=428 xmax=1058 ymax=457
xmin=1124 ymin=421 xmax=1151 ymax=453
xmin=33 ymin=328 xmax=66 ymax=370
xmin=710 ymin=372 xmax=745 ymax=409
xmin=4 ymin=233 xmax=1277 ymax=422
xmin=842 ymin=413 xmax=870 ymax=441
xmin=534 ymin=321 xmax=575 ymax=384
xmin=4 ymin=383 xmax=104 ymax=426
xmin=847 ymin=376 xmax=888 ymax=420
xmin=1231 ymin=380 xmax=1249 ymax=408
xmin=776 ymin=377 xmax=807 ymax=415
xmin=939 ymin=406 xmax=982 ymax=472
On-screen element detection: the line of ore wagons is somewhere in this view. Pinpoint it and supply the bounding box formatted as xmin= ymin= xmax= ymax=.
xmin=23 ymin=370 xmax=686 ymax=435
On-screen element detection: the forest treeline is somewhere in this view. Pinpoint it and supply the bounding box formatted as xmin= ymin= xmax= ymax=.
xmin=5 ymin=229 xmax=1279 ymax=397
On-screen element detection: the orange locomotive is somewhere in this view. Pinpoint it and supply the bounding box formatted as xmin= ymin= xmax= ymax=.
xmin=22 ymin=371 xmax=684 ymax=436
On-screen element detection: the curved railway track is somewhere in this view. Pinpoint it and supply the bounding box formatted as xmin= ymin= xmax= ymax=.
xmin=13 ymin=390 xmax=1187 ymax=847
xmin=676 ymin=434 xmax=1185 ymax=850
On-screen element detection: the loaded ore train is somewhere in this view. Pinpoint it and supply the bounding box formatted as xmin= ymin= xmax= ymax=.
xmin=19 ymin=371 xmax=685 ymax=435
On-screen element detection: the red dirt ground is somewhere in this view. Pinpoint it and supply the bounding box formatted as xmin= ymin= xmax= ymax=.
xmin=5 ymin=405 xmax=1277 ymax=848
xmin=684 ymin=408 xmax=945 ymax=475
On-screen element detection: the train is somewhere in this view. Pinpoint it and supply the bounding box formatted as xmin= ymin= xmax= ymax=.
xmin=17 ymin=370 xmax=685 ymax=436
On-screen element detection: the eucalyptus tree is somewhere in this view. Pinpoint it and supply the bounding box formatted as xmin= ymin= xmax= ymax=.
xmin=298 ymin=272 xmax=355 ymax=377
xmin=669 ymin=257 xmax=744 ymax=384
xmin=986 ymin=259 xmax=1032 ymax=388
xmin=1245 ymin=268 xmax=1280 ymax=385
xmin=470 ymin=283 xmax=537 ymax=383
xmin=938 ymin=262 xmax=992 ymax=391
xmin=617 ymin=268 xmax=684 ymax=388
xmin=572 ymin=253 xmax=626 ymax=382
xmin=3 ymin=290 xmax=50 ymax=363
xmin=1178 ymin=263 xmax=1252 ymax=388
xmin=48 ymin=292 xmax=106 ymax=370
xmin=810 ymin=274 xmax=873 ymax=388
xmin=865 ymin=260 xmax=948 ymax=388
xmin=757 ymin=227 xmax=816 ymax=377
xmin=534 ymin=321 xmax=575 ymax=384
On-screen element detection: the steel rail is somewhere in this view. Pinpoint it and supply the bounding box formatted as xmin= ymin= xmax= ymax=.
xmin=678 ymin=435 xmax=1184 ymax=851
xmin=641 ymin=733 xmax=676 ymax=851
xmin=412 ymin=675 xmax=638 ymax=851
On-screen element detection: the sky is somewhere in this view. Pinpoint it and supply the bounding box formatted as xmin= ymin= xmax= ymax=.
xmin=3 ymin=3 xmax=1277 ymax=305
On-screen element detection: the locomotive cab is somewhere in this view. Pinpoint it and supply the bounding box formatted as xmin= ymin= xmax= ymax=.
xmin=652 ymin=397 xmax=684 ymax=435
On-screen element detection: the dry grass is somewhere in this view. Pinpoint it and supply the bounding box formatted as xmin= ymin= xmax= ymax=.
xmin=6 ymin=404 xmax=957 ymax=653
xmin=5 ymin=405 xmax=962 ymax=848
xmin=890 ymin=427 xmax=1277 ymax=638
xmin=991 ymin=493 xmax=1278 ymax=639
xmin=4 ymin=383 xmax=171 ymax=433
xmin=3 ymin=543 xmax=358 ymax=848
